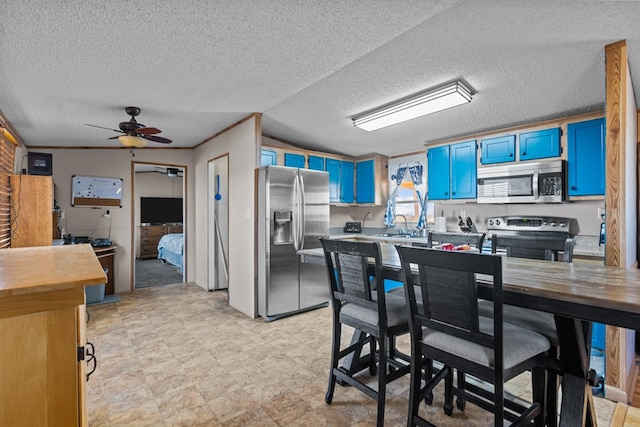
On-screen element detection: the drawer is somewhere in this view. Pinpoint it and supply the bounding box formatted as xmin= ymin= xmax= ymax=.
xmin=140 ymin=236 xmax=161 ymax=245
xmin=141 ymin=227 xmax=166 ymax=237
xmin=140 ymin=245 xmax=158 ymax=256
xmin=169 ymin=226 xmax=183 ymax=233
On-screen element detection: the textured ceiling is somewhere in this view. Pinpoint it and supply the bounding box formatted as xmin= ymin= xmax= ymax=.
xmin=1 ymin=1 xmax=639 ymax=158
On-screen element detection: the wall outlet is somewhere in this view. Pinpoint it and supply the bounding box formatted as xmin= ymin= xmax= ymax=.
xmin=103 ymin=209 xmax=111 ymax=219
xmin=59 ymin=210 xmax=65 ymax=219
xmin=597 ymin=207 xmax=605 ymax=219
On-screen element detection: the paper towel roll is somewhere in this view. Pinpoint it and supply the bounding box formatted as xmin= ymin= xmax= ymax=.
xmin=435 ymin=217 xmax=447 ymax=232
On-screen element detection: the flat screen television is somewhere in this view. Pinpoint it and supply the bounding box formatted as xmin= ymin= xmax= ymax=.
xmin=140 ymin=197 xmax=183 ymax=224
xmin=27 ymin=152 xmax=53 ymax=176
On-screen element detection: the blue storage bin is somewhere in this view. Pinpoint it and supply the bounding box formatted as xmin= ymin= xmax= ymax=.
xmin=86 ymin=267 xmax=108 ymax=304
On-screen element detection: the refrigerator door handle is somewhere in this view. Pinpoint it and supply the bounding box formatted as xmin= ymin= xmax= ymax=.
xmin=299 ymin=174 xmax=306 ymax=249
xmin=292 ymin=175 xmax=300 ymax=251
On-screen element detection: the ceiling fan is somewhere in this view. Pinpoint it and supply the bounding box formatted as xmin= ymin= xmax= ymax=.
xmin=84 ymin=106 xmax=172 ymax=148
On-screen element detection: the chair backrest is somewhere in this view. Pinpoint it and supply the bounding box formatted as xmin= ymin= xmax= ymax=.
xmin=395 ymin=245 xmax=502 ymax=350
xmin=490 ymin=234 xmax=575 ymax=262
xmin=427 ymin=232 xmax=486 ymax=252
xmin=320 ymin=238 xmax=389 ymax=325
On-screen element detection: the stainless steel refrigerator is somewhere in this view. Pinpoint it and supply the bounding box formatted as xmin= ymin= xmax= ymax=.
xmin=258 ymin=165 xmax=330 ymax=321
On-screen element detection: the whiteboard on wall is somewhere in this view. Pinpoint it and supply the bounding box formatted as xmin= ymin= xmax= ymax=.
xmin=72 ymin=175 xmax=123 ymax=207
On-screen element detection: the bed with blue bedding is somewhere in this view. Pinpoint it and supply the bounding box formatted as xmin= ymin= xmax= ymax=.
xmin=157 ymin=233 xmax=184 ymax=272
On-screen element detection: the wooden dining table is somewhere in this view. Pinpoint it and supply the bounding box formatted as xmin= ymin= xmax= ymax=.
xmin=299 ymin=242 xmax=640 ymax=427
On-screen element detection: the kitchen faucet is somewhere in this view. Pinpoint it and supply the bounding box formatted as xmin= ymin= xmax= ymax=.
xmin=392 ymin=214 xmax=408 ymax=235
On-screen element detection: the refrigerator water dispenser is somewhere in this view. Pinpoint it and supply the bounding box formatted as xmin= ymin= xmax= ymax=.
xmin=273 ymin=211 xmax=293 ymax=244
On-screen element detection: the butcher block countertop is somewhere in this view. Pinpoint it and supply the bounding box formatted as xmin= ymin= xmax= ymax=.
xmin=0 ymin=244 xmax=106 ymax=299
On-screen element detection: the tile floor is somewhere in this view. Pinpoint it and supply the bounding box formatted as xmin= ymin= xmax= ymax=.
xmin=86 ymin=283 xmax=616 ymax=426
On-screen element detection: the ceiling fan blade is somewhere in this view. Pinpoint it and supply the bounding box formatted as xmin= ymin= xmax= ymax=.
xmin=143 ymin=135 xmax=172 ymax=144
xmin=107 ymin=135 xmax=121 ymax=140
xmin=137 ymin=127 xmax=161 ymax=135
xmin=84 ymin=123 xmax=124 ymax=133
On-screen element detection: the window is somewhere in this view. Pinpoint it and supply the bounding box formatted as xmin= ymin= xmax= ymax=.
xmin=0 ymin=132 xmax=16 ymax=248
xmin=387 ymin=154 xmax=428 ymax=227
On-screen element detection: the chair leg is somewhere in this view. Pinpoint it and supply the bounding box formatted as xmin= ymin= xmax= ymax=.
xmin=326 ymin=320 xmax=341 ymax=404
xmin=531 ymin=365 xmax=547 ymax=427
xmin=494 ymin=375 xmax=504 ymax=427
xmin=407 ymin=343 xmax=423 ymax=427
xmin=376 ymin=334 xmax=387 ymax=427
xmin=456 ymin=371 xmax=466 ymax=411
xmin=369 ymin=335 xmax=377 ymax=375
xmin=444 ymin=366 xmax=454 ymax=416
xmin=546 ymin=346 xmax=559 ymax=427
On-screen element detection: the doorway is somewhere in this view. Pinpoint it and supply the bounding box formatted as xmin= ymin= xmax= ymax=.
xmin=208 ymin=155 xmax=229 ymax=291
xmin=132 ymin=162 xmax=186 ymax=289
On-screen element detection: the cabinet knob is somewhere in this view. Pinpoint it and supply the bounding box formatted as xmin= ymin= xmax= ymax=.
xmin=452 ymin=192 xmax=456 ymax=195
xmin=508 ymin=153 xmax=513 ymax=157
xmin=521 ymin=152 xmax=526 ymax=155
xmin=570 ymin=186 xmax=577 ymax=190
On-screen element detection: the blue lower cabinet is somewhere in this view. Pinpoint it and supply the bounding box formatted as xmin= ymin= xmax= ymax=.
xmin=383 ymin=279 xmax=403 ymax=292
xmin=592 ymin=322 xmax=605 ymax=351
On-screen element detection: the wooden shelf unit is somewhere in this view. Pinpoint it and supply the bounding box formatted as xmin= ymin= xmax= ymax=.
xmin=10 ymin=174 xmax=54 ymax=247
xmin=138 ymin=224 xmax=183 ymax=259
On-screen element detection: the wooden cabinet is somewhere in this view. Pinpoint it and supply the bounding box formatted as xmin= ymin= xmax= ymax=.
xmin=93 ymin=245 xmax=116 ymax=295
xmin=139 ymin=224 xmax=183 ymax=259
xmin=480 ymin=135 xmax=516 ymax=164
xmin=10 ymin=175 xmax=54 ymax=247
xmin=518 ymin=127 xmax=561 ymax=161
xmin=428 ymin=140 xmax=477 ymax=200
xmin=567 ymin=117 xmax=606 ymax=196
xmin=355 ymin=157 xmax=388 ymax=205
xmin=0 ymin=244 xmax=106 ymax=427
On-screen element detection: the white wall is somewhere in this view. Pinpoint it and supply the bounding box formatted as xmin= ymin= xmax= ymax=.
xmin=37 ymin=148 xmax=192 ymax=294
xmin=193 ymin=116 xmax=259 ymax=318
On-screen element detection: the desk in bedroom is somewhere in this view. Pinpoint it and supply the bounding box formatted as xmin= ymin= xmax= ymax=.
xmin=299 ymin=243 xmax=640 ymax=427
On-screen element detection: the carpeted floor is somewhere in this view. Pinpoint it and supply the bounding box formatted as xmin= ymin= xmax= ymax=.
xmin=135 ymin=258 xmax=184 ymax=288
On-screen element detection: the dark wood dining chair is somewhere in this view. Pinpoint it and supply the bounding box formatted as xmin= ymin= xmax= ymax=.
xmin=483 ymin=234 xmax=576 ymax=427
xmin=395 ymin=245 xmax=549 ymax=427
xmin=319 ymin=238 xmax=410 ymax=427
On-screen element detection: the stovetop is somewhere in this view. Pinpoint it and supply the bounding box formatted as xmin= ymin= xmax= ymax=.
xmin=486 ymin=216 xmax=577 ymax=236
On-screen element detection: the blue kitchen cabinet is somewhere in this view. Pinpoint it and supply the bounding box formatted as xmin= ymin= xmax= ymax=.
xmin=325 ymin=158 xmax=341 ymax=203
xmin=481 ymin=135 xmax=516 ymax=164
xmin=450 ymin=140 xmax=477 ymax=199
xmin=340 ymin=161 xmax=354 ymax=203
xmin=519 ymin=128 xmax=561 ymax=161
xmin=284 ymin=153 xmax=305 ymax=168
xmin=355 ymin=159 xmax=375 ymax=204
xmin=308 ymin=155 xmax=324 ymax=171
xmin=567 ymin=117 xmax=605 ymax=196
xmin=427 ymin=145 xmax=450 ymax=200
xmin=261 ymin=149 xmax=277 ymax=167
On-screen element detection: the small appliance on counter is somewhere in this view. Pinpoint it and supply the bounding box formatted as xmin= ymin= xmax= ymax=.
xmin=458 ymin=216 xmax=477 ymax=233
xmin=344 ymin=222 xmax=362 ymax=233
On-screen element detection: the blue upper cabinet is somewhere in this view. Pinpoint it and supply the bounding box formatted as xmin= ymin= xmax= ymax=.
xmin=325 ymin=158 xmax=341 ymax=203
xmin=427 ymin=145 xmax=450 ymax=200
xmin=519 ymin=128 xmax=561 ymax=161
xmin=481 ymin=135 xmax=516 ymax=164
xmin=451 ymin=140 xmax=477 ymax=199
xmin=308 ymin=155 xmax=324 ymax=171
xmin=261 ymin=149 xmax=277 ymax=167
xmin=355 ymin=159 xmax=375 ymax=204
xmin=284 ymin=153 xmax=305 ymax=168
xmin=340 ymin=161 xmax=355 ymax=203
xmin=567 ymin=117 xmax=606 ymax=196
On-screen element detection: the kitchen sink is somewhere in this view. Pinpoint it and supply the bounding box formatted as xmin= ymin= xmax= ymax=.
xmin=369 ymin=233 xmax=413 ymax=238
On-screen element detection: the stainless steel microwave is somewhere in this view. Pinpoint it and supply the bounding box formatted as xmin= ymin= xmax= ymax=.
xmin=477 ymin=159 xmax=565 ymax=204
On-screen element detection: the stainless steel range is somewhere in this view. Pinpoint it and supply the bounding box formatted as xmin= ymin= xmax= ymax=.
xmin=484 ymin=215 xmax=577 ymax=252
xmin=487 ymin=215 xmax=577 ymax=238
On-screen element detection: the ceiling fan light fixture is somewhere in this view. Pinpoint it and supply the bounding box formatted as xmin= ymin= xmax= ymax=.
xmin=118 ymin=135 xmax=148 ymax=148
xmin=352 ymin=80 xmax=473 ymax=132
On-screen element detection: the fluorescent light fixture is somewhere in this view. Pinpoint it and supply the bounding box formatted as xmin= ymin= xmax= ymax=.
xmin=118 ymin=135 xmax=148 ymax=148
xmin=352 ymin=80 xmax=473 ymax=132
